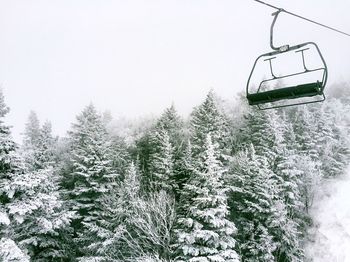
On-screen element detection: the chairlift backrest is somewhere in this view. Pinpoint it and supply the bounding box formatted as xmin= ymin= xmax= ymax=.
xmin=246 ymin=9 xmax=328 ymax=109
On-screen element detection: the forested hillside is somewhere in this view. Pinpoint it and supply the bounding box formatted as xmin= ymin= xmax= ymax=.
xmin=1 ymin=84 xmax=350 ymax=261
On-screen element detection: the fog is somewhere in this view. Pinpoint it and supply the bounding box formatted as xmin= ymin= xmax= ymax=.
xmin=1 ymin=0 xmax=349 ymax=141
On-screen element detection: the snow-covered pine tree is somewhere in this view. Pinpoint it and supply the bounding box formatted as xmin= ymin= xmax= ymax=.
xmin=176 ymin=140 xmax=194 ymax=197
xmin=0 ymin=89 xmax=29 ymax=261
xmin=174 ymin=134 xmax=239 ymax=262
xmin=290 ymin=106 xmax=320 ymax=164
xmin=237 ymin=107 xmax=278 ymax=164
xmin=149 ymin=129 xmax=176 ymax=192
xmin=190 ymin=90 xmax=231 ymax=161
xmin=0 ymin=238 xmax=30 ymax=262
xmin=36 ymin=121 xmax=57 ymax=168
xmin=136 ymin=104 xmax=184 ymax=193
xmin=77 ymin=162 xmax=141 ymax=261
xmin=327 ymin=100 xmax=350 ymax=174
xmin=101 ymin=111 xmax=131 ymax=175
xmin=156 ymin=104 xmax=183 ymax=142
xmin=64 ymin=103 xmax=118 ymax=257
xmin=156 ymin=104 xmax=187 ymax=195
xmin=3 ymin=167 xmax=76 ymax=261
xmin=22 ymin=112 xmax=57 ymax=171
xmin=21 ymin=111 xmax=41 ymax=170
xmin=0 ymin=89 xmax=18 ymax=204
xmin=272 ymin=149 xmax=306 ymax=260
xmin=83 ymin=162 xmax=176 ymax=261
xmin=23 ymin=111 xmax=41 ymax=148
xmin=236 ymin=108 xmax=306 ymax=261
xmin=109 ymin=134 xmax=130 ymax=175
xmin=229 ymin=144 xmax=277 ymax=261
xmin=286 ymin=106 xmax=324 ymax=213
xmin=260 ymin=112 xmax=305 ymax=261
xmin=315 ymin=100 xmax=350 ymax=177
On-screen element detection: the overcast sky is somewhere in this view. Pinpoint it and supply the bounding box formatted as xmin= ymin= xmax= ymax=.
xmin=1 ymin=0 xmax=350 ymax=141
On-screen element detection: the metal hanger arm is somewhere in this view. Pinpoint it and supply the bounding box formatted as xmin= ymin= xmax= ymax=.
xmin=270 ymin=9 xmax=289 ymax=51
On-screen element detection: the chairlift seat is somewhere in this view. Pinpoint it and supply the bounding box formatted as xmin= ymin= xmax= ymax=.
xmin=247 ymin=82 xmax=323 ymax=106
xmin=246 ymin=8 xmax=328 ymax=110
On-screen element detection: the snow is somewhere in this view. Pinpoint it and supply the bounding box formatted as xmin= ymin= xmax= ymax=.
xmin=0 ymin=238 xmax=30 ymax=262
xmin=305 ymin=167 xmax=350 ymax=261
xmin=0 ymin=211 xmax=10 ymax=226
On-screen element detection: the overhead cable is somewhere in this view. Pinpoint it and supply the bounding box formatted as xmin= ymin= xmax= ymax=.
xmin=253 ymin=0 xmax=350 ymax=37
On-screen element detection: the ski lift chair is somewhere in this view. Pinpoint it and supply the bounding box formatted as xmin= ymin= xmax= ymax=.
xmin=246 ymin=10 xmax=328 ymax=109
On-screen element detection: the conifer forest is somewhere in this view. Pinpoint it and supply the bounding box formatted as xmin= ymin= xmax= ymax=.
xmin=1 ymin=82 xmax=350 ymax=261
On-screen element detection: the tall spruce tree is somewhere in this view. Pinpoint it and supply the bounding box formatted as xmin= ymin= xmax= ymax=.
xmin=78 ymin=162 xmax=141 ymax=261
xmin=0 ymin=89 xmax=29 ymax=261
xmin=235 ymin=108 xmax=307 ymax=261
xmin=174 ymin=134 xmax=239 ymax=262
xmin=23 ymin=111 xmax=40 ymax=148
xmin=22 ymin=111 xmax=41 ymax=170
xmin=176 ymin=140 xmax=194 ymax=195
xmin=237 ymin=107 xmax=279 ymax=163
xmin=190 ymin=90 xmax=231 ymax=160
xmin=315 ymin=101 xmax=350 ymax=177
xmin=156 ymin=104 xmax=187 ymax=194
xmin=149 ymin=129 xmax=176 ymax=192
xmin=229 ymin=144 xmax=278 ymax=261
xmin=0 ymin=90 xmax=18 ymax=203
xmin=156 ymin=104 xmax=183 ymax=141
xmin=64 ymin=104 xmax=118 ymax=257
xmin=136 ymin=104 xmax=184 ymax=193
xmin=36 ymin=121 xmax=57 ymax=168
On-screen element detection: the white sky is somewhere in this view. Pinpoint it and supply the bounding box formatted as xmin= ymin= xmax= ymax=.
xmin=1 ymin=0 xmax=350 ymax=141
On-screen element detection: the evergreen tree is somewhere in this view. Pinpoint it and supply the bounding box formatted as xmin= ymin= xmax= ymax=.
xmin=190 ymin=90 xmax=231 ymax=159
xmin=174 ymin=134 xmax=239 ymax=262
xmin=64 ymin=104 xmax=118 ymax=257
xmin=236 ymin=108 xmax=307 ymax=261
xmin=136 ymin=104 xmax=185 ymax=193
xmin=22 ymin=111 xmax=41 ymax=170
xmin=149 ymin=129 xmax=176 ymax=192
xmin=36 ymin=121 xmax=57 ymax=168
xmin=23 ymin=111 xmax=41 ymax=148
xmin=237 ymin=107 xmax=279 ymax=163
xmin=0 ymin=89 xmax=18 ymax=203
xmin=291 ymin=106 xmax=320 ymax=163
xmin=176 ymin=140 xmax=194 ymax=195
xmin=78 ymin=162 xmax=141 ymax=261
xmin=109 ymin=134 xmax=130 ymax=175
xmin=156 ymin=104 xmax=187 ymax=195
xmin=102 ymin=111 xmax=130 ymax=175
xmin=83 ymin=163 xmax=176 ymax=261
xmin=0 ymin=89 xmax=28 ymax=261
xmin=229 ymin=144 xmax=277 ymax=261
xmin=273 ymin=148 xmax=305 ymax=261
xmin=315 ymin=101 xmax=350 ymax=177
xmin=22 ymin=112 xmax=57 ymax=171
xmin=3 ymin=168 xmax=76 ymax=261
xmin=156 ymin=104 xmax=183 ymax=141
xmin=0 ymin=238 xmax=30 ymax=262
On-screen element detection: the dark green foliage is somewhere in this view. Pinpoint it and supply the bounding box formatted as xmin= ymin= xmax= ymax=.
xmin=135 ymin=104 xmax=186 ymax=195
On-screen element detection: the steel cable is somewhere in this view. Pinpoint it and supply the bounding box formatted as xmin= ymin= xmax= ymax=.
xmin=253 ymin=0 xmax=350 ymax=37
